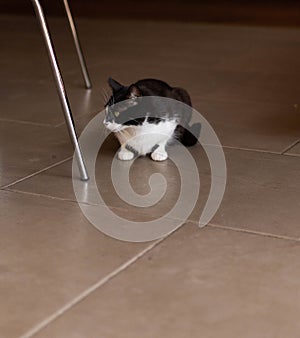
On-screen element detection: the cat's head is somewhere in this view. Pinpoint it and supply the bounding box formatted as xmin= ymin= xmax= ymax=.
xmin=103 ymin=78 xmax=141 ymax=131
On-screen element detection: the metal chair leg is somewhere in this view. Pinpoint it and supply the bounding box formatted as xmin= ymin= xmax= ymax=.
xmin=31 ymin=0 xmax=89 ymax=181
xmin=63 ymin=0 xmax=92 ymax=89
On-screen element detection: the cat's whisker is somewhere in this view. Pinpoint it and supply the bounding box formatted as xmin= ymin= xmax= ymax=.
xmin=101 ymin=89 xmax=106 ymax=105
xmin=101 ymin=89 xmax=110 ymax=106
xmin=104 ymin=88 xmax=110 ymax=102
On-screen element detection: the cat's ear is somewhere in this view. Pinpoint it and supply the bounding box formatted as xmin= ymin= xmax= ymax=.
xmin=128 ymin=85 xmax=141 ymax=98
xmin=108 ymin=77 xmax=123 ymax=92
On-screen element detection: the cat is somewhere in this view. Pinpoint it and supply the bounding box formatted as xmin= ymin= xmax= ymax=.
xmin=103 ymin=77 xmax=201 ymax=161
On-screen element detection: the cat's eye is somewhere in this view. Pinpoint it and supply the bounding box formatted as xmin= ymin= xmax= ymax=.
xmin=114 ymin=111 xmax=120 ymax=117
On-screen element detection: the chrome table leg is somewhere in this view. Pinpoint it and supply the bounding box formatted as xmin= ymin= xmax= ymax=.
xmin=63 ymin=0 xmax=92 ymax=89
xmin=31 ymin=0 xmax=89 ymax=181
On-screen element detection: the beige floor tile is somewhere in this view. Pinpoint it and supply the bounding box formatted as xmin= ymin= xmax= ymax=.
xmin=196 ymin=99 xmax=300 ymax=152
xmin=0 ymin=190 xmax=149 ymax=338
xmin=0 ymin=16 xmax=97 ymax=81
xmin=0 ymin=80 xmax=101 ymax=126
xmin=2 ymin=15 xmax=300 ymax=133
xmin=206 ymin=71 xmax=300 ymax=106
xmin=10 ymin=145 xmax=300 ymax=238
xmin=32 ymin=225 xmax=300 ymax=338
xmin=0 ymin=16 xmax=101 ymax=126
xmin=0 ymin=121 xmax=73 ymax=187
xmin=191 ymin=148 xmax=300 ymax=239
xmin=0 ymin=16 xmax=52 ymax=82
xmin=7 ymin=142 xmax=206 ymax=223
xmin=214 ymin=27 xmax=300 ymax=74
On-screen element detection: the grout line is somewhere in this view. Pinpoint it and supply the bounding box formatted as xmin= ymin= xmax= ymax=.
xmin=5 ymin=189 xmax=185 ymax=225
xmin=0 ymin=118 xmax=54 ymax=128
xmin=5 ymin=188 xmax=79 ymax=203
xmin=221 ymin=145 xmax=280 ymax=155
xmin=283 ymin=152 xmax=300 ymax=158
xmin=4 ymin=189 xmax=105 ymax=210
xmin=221 ymin=144 xmax=300 ymax=157
xmin=5 ymin=188 xmax=300 ymax=243
xmin=54 ymin=121 xmax=67 ymax=128
xmin=192 ymin=95 xmax=300 ymax=107
xmin=19 ymin=237 xmax=167 ymax=338
xmin=0 ymin=157 xmax=73 ymax=190
xmin=207 ymin=223 xmax=300 ymax=242
xmin=281 ymin=139 xmax=300 ymax=155
xmin=54 ymin=109 xmax=100 ymax=128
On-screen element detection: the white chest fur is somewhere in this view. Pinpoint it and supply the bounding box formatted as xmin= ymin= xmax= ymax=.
xmin=106 ymin=120 xmax=177 ymax=155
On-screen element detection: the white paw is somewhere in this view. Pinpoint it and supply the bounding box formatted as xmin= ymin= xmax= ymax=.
xmin=151 ymin=151 xmax=168 ymax=161
xmin=118 ymin=150 xmax=134 ymax=161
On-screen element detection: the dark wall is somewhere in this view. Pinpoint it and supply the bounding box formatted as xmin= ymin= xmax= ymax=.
xmin=1 ymin=0 xmax=300 ymax=26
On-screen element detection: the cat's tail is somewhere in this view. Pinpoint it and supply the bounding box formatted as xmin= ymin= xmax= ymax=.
xmin=175 ymin=123 xmax=201 ymax=147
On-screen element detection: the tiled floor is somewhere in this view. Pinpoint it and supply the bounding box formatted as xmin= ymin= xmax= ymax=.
xmin=1 ymin=14 xmax=300 ymax=338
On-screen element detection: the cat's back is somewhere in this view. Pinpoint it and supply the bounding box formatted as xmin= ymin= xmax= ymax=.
xmin=134 ymin=78 xmax=191 ymax=106
xmin=134 ymin=79 xmax=172 ymax=96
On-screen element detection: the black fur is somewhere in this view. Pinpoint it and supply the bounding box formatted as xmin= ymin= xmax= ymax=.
xmin=106 ymin=78 xmax=201 ymax=146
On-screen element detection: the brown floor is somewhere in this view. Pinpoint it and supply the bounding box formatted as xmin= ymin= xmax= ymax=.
xmin=1 ymin=13 xmax=300 ymax=338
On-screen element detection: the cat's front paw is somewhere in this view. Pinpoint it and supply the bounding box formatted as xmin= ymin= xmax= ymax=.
xmin=118 ymin=150 xmax=134 ymax=161
xmin=151 ymin=151 xmax=168 ymax=161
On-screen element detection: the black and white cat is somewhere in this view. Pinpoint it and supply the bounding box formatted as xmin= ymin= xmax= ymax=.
xmin=103 ymin=78 xmax=201 ymax=161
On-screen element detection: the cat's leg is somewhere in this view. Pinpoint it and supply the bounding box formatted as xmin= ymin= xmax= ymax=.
xmin=151 ymin=142 xmax=168 ymax=161
xmin=118 ymin=145 xmax=135 ymax=160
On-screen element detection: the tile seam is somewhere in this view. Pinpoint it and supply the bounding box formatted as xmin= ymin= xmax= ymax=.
xmin=281 ymin=139 xmax=300 ymax=155
xmin=0 ymin=157 xmax=73 ymax=190
xmin=207 ymin=223 xmax=300 ymax=242
xmin=4 ymin=190 xmax=299 ymax=243
xmin=221 ymin=145 xmax=280 ymax=155
xmin=0 ymin=118 xmax=54 ymax=127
